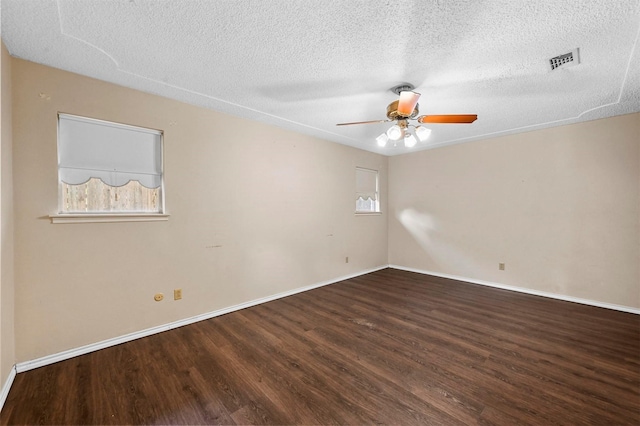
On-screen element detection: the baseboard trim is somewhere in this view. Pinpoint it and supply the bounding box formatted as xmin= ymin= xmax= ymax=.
xmin=15 ymin=265 xmax=388 ymax=373
xmin=389 ymin=265 xmax=640 ymax=315
xmin=0 ymin=365 xmax=17 ymax=412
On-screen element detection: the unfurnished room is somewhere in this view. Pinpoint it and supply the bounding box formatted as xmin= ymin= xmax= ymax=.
xmin=0 ymin=0 xmax=638 ymax=425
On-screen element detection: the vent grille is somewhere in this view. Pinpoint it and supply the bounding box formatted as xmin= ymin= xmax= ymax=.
xmin=550 ymin=48 xmax=580 ymax=70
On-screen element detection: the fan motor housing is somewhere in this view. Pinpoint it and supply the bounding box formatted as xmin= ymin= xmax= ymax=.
xmin=386 ymin=100 xmax=419 ymax=120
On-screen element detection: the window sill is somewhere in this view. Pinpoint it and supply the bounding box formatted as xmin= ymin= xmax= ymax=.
xmin=355 ymin=211 xmax=382 ymax=216
xmin=50 ymin=213 xmax=170 ymax=224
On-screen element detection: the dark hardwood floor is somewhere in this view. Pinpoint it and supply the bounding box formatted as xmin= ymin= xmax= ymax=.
xmin=2 ymin=268 xmax=639 ymax=425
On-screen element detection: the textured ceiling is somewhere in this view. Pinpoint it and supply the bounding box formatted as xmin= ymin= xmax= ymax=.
xmin=1 ymin=0 xmax=639 ymax=155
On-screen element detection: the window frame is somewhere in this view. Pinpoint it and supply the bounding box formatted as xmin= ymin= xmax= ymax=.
xmin=50 ymin=113 xmax=168 ymax=224
xmin=355 ymin=167 xmax=381 ymax=215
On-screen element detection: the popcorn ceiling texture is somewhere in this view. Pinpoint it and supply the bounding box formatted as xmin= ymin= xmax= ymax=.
xmin=2 ymin=0 xmax=639 ymax=155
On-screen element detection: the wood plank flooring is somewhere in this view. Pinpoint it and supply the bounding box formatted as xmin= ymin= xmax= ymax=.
xmin=2 ymin=268 xmax=639 ymax=425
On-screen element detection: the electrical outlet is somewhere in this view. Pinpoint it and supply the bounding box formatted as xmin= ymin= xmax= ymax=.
xmin=174 ymin=289 xmax=182 ymax=300
xmin=499 ymin=263 xmax=505 ymax=271
xmin=154 ymin=293 xmax=164 ymax=302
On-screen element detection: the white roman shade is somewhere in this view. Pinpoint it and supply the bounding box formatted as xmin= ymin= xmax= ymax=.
xmin=58 ymin=113 xmax=162 ymax=188
xmin=356 ymin=167 xmax=378 ymax=202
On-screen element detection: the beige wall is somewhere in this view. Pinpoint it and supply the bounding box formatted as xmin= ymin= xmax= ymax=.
xmin=1 ymin=41 xmax=16 ymax=387
xmin=389 ymin=113 xmax=640 ymax=309
xmin=7 ymin=55 xmax=639 ymax=365
xmin=12 ymin=59 xmax=388 ymax=362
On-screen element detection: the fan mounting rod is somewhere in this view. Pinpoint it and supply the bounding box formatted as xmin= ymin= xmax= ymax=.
xmin=390 ymin=83 xmax=415 ymax=95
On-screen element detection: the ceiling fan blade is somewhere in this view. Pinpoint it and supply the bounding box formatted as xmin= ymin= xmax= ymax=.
xmin=418 ymin=114 xmax=478 ymax=124
xmin=336 ymin=119 xmax=391 ymax=126
xmin=397 ymin=91 xmax=421 ymax=116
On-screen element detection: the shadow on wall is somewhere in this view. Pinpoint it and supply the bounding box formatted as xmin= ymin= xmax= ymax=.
xmin=397 ymin=208 xmax=483 ymax=278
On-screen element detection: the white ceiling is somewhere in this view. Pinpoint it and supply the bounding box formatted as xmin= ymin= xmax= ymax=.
xmin=2 ymin=0 xmax=639 ymax=156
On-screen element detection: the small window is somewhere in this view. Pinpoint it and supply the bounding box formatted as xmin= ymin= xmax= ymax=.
xmin=57 ymin=113 xmax=164 ymax=213
xmin=355 ymin=167 xmax=380 ymax=213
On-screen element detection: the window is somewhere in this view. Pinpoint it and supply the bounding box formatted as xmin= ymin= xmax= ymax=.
xmin=355 ymin=167 xmax=380 ymax=213
xmin=57 ymin=113 xmax=164 ymax=214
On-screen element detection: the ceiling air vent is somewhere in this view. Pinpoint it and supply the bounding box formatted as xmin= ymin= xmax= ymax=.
xmin=550 ymin=48 xmax=580 ymax=70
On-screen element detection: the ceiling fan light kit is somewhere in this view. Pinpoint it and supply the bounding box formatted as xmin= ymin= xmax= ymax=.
xmin=376 ymin=133 xmax=389 ymax=147
xmin=386 ymin=124 xmax=405 ymax=141
xmin=415 ymin=126 xmax=432 ymax=141
xmin=404 ymin=133 xmax=418 ymax=148
xmin=377 ymin=123 xmax=431 ymax=148
xmin=337 ymin=83 xmax=477 ymax=149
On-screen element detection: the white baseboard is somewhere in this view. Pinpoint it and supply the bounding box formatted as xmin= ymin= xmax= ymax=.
xmin=0 ymin=365 xmax=17 ymax=412
xmin=13 ymin=263 xmax=637 ymax=378
xmin=15 ymin=265 xmax=388 ymax=373
xmin=389 ymin=264 xmax=640 ymax=315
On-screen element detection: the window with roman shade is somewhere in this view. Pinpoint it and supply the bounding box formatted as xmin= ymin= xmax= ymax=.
xmin=355 ymin=167 xmax=380 ymax=213
xmin=57 ymin=113 xmax=164 ymax=213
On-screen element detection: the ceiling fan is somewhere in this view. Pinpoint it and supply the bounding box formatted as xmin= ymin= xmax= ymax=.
xmin=336 ymin=83 xmax=477 ymax=147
